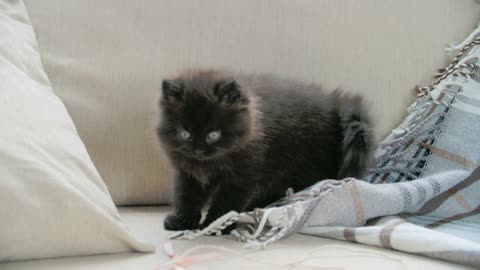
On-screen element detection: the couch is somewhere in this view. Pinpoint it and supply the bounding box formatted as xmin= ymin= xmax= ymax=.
xmin=2 ymin=206 xmax=477 ymax=270
xmin=1 ymin=1 xmax=480 ymax=269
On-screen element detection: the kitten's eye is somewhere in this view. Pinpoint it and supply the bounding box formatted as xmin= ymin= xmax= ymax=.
xmin=206 ymin=130 xmax=221 ymax=143
xmin=178 ymin=130 xmax=191 ymax=140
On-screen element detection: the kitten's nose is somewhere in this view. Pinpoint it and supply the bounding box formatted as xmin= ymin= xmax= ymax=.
xmin=194 ymin=149 xmax=205 ymax=155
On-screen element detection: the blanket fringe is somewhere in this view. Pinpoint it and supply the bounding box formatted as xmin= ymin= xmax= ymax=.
xmin=169 ymin=211 xmax=243 ymax=240
xmin=169 ymin=206 xmax=294 ymax=250
xmin=242 ymin=208 xmax=289 ymax=249
xmin=445 ymin=22 xmax=480 ymax=54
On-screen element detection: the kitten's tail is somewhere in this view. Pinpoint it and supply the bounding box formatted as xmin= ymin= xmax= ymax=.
xmin=337 ymin=94 xmax=374 ymax=179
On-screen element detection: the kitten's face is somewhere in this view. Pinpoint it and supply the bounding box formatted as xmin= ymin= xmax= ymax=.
xmin=157 ymin=73 xmax=251 ymax=160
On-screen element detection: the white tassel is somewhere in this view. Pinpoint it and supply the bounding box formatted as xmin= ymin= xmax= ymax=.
xmin=244 ymin=240 xmax=267 ymax=250
xmin=445 ymin=22 xmax=480 ymax=54
xmin=392 ymin=128 xmax=408 ymax=138
xmin=238 ymin=208 xmax=276 ymax=240
xmin=170 ymin=211 xmax=241 ymax=240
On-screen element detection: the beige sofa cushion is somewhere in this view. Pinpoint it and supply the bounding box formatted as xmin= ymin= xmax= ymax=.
xmin=24 ymin=0 xmax=480 ymax=205
xmin=0 ymin=0 xmax=153 ymax=260
xmin=0 ymin=207 xmax=473 ymax=270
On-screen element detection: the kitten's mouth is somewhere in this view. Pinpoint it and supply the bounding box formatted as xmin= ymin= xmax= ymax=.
xmin=179 ymin=151 xmax=209 ymax=160
xmin=182 ymin=151 xmax=221 ymax=161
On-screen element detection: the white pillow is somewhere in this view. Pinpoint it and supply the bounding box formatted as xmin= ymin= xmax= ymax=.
xmin=0 ymin=0 xmax=154 ymax=261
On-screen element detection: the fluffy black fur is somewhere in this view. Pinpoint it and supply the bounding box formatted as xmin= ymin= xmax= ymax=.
xmin=156 ymin=70 xmax=374 ymax=232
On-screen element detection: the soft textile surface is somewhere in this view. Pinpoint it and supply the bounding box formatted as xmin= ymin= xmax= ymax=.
xmin=0 ymin=207 xmax=473 ymax=270
xmin=23 ymin=0 xmax=480 ymax=205
xmin=0 ymin=0 xmax=153 ymax=261
xmin=172 ymin=25 xmax=480 ymax=267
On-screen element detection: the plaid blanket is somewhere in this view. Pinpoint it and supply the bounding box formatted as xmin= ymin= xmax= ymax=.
xmin=174 ymin=23 xmax=480 ymax=267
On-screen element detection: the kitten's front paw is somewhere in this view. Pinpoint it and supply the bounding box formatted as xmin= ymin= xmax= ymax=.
xmin=163 ymin=214 xmax=199 ymax=231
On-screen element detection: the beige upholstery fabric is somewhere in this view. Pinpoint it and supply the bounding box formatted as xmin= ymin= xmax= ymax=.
xmin=0 ymin=0 xmax=153 ymax=260
xmin=24 ymin=0 xmax=480 ymax=205
xmin=0 ymin=207 xmax=474 ymax=270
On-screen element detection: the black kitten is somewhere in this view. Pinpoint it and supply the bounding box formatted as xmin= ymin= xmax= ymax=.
xmin=156 ymin=69 xmax=374 ymax=232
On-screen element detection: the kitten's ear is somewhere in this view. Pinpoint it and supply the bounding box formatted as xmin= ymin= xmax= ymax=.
xmin=214 ymin=80 xmax=247 ymax=105
xmin=162 ymin=79 xmax=184 ymax=102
